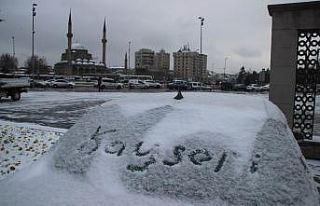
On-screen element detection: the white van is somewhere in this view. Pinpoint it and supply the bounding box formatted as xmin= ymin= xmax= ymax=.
xmin=128 ymin=79 xmax=148 ymax=89
xmin=189 ymin=82 xmax=202 ymax=90
xmin=94 ymin=78 xmax=123 ymax=89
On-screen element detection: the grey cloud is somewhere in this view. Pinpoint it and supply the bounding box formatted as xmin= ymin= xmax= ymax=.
xmin=234 ymin=48 xmax=262 ymax=58
xmin=0 ymin=0 xmax=312 ymax=73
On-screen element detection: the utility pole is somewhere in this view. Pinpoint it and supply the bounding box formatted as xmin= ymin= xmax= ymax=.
xmin=12 ymin=36 xmax=15 ymax=57
xmin=32 ymin=3 xmax=37 ymax=79
xmin=128 ymin=41 xmax=131 ymax=70
xmin=224 ymin=57 xmax=228 ymax=80
xmin=198 ymin=17 xmax=204 ymax=54
xmin=12 ymin=36 xmax=16 ymax=76
xmin=0 ymin=10 xmax=4 ymax=22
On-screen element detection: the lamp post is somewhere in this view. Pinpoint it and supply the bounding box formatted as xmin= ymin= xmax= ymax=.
xmin=128 ymin=41 xmax=131 ymax=70
xmin=198 ymin=17 xmax=204 ymax=54
xmin=32 ymin=3 xmax=37 ymax=79
xmin=12 ymin=36 xmax=16 ymax=76
xmin=224 ymin=57 xmax=228 ymax=80
xmin=0 ymin=10 xmax=4 ymax=22
xmin=12 ymin=36 xmax=15 ymax=57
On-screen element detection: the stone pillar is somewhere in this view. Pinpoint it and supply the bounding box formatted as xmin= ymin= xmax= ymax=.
xmin=268 ymin=2 xmax=320 ymax=129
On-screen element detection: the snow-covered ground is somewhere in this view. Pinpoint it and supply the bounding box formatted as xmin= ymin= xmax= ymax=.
xmin=0 ymin=92 xmax=318 ymax=206
xmin=308 ymin=159 xmax=320 ymax=190
xmin=0 ymin=121 xmax=66 ymax=179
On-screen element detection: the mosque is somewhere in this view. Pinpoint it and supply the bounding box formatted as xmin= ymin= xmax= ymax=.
xmin=54 ymin=11 xmax=109 ymax=77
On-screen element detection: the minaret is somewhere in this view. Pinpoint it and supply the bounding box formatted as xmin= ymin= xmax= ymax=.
xmin=124 ymin=52 xmax=128 ymax=74
xmin=67 ymin=10 xmax=73 ymax=76
xmin=102 ymin=18 xmax=107 ymax=67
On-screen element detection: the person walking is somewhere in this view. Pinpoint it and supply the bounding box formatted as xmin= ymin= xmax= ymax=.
xmin=98 ymin=76 xmax=102 ymax=92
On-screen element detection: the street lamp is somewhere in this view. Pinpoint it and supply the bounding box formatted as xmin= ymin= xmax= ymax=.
xmin=32 ymin=3 xmax=37 ymax=79
xmin=224 ymin=57 xmax=228 ymax=80
xmin=198 ymin=17 xmax=205 ymax=54
xmin=128 ymin=41 xmax=131 ymax=70
xmin=0 ymin=10 xmax=4 ymax=22
xmin=12 ymin=36 xmax=15 ymax=57
xmin=12 ymin=36 xmax=16 ymax=76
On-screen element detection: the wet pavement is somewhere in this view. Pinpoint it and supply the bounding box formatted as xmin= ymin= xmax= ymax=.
xmin=0 ymin=100 xmax=105 ymax=129
xmin=0 ymin=91 xmax=110 ymax=129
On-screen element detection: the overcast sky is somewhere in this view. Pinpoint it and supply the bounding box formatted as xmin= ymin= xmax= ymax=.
xmin=0 ymin=0 xmax=312 ymax=73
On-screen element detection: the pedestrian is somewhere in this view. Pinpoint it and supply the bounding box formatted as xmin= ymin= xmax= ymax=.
xmin=98 ymin=77 xmax=102 ymax=92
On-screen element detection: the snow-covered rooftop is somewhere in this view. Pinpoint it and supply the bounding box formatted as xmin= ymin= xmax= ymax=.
xmin=0 ymin=93 xmax=318 ymax=205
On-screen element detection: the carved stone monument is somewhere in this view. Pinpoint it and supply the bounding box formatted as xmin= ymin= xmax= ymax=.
xmin=268 ymin=1 xmax=320 ymax=141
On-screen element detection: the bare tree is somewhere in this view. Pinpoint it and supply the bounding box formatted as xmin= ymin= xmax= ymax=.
xmin=25 ymin=55 xmax=49 ymax=76
xmin=0 ymin=53 xmax=18 ymax=73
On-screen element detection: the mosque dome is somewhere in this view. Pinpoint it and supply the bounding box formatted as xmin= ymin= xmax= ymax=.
xmin=71 ymin=43 xmax=85 ymax=50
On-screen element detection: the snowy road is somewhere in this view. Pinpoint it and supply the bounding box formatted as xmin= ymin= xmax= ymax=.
xmin=0 ymin=92 xmax=115 ymax=129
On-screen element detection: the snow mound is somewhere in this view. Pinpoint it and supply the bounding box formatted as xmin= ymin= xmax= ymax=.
xmin=0 ymin=93 xmax=318 ymax=206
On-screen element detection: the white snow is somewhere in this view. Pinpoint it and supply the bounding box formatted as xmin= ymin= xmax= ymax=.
xmin=0 ymin=120 xmax=65 ymax=179
xmin=0 ymin=92 xmax=318 ymax=206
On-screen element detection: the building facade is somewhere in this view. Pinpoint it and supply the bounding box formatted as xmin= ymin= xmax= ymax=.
xmin=154 ymin=49 xmax=170 ymax=80
xmin=135 ymin=48 xmax=170 ymax=80
xmin=173 ymin=46 xmax=207 ymax=81
xmin=135 ymin=49 xmax=155 ymax=73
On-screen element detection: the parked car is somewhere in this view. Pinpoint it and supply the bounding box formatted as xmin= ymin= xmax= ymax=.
xmin=200 ymin=83 xmax=212 ymax=91
xmin=51 ymin=79 xmax=75 ymax=88
xmin=44 ymin=79 xmax=57 ymax=87
xmin=233 ymin=84 xmax=247 ymax=91
xmin=188 ymin=82 xmax=202 ymax=90
xmin=261 ymin=84 xmax=270 ymax=91
xmin=128 ymin=79 xmax=148 ymax=89
xmin=220 ymin=81 xmax=234 ymax=91
xmin=120 ymin=79 xmax=129 ymax=88
xmin=246 ymin=84 xmax=262 ymax=92
xmin=143 ymin=80 xmax=161 ymax=88
xmin=29 ymin=79 xmax=46 ymax=88
xmin=94 ymin=78 xmax=123 ymax=89
xmin=167 ymin=80 xmax=188 ymax=90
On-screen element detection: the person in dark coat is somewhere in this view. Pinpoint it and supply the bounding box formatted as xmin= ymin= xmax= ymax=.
xmin=98 ymin=77 xmax=102 ymax=92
